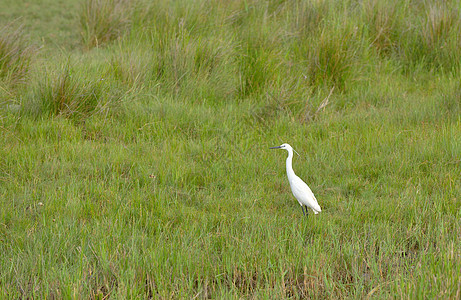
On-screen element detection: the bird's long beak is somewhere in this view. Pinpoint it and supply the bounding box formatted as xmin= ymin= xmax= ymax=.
xmin=269 ymin=146 xmax=282 ymax=149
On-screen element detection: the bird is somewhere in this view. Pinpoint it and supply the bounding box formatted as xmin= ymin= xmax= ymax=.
xmin=270 ymin=143 xmax=321 ymax=218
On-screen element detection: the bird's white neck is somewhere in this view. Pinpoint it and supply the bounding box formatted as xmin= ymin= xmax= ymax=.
xmin=285 ymin=150 xmax=295 ymax=179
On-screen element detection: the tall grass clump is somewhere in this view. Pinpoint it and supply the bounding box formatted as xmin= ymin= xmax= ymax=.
xmin=140 ymin=24 xmax=238 ymax=104
xmin=362 ymin=0 xmax=406 ymax=56
xmin=230 ymin=3 xmax=293 ymax=99
xmin=289 ymin=0 xmax=329 ymax=36
xmin=396 ymin=2 xmax=461 ymax=72
xmin=123 ymin=1 xmax=240 ymax=102
xmin=108 ymin=43 xmax=153 ymax=91
xmin=28 ymin=62 xmax=118 ymax=120
xmin=294 ymin=20 xmax=365 ymax=91
xmin=80 ymin=0 xmax=132 ymax=49
xmin=236 ymin=36 xmax=282 ymax=99
xmin=0 ymin=23 xmax=35 ymax=88
xmin=419 ymin=3 xmax=460 ymax=71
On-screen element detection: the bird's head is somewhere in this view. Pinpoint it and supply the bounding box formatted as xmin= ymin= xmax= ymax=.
xmin=270 ymin=143 xmax=291 ymax=151
xmin=270 ymin=143 xmax=299 ymax=156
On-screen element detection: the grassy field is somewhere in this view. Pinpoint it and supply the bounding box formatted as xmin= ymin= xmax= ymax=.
xmin=1 ymin=0 xmax=460 ymax=298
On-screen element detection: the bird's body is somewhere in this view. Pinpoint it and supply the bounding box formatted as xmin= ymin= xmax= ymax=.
xmin=270 ymin=143 xmax=321 ymax=216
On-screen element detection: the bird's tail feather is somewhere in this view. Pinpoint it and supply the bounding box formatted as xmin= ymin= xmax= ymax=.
xmin=312 ymin=205 xmax=321 ymax=214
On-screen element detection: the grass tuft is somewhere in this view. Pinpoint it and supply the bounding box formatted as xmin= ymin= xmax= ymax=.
xmin=28 ymin=62 xmax=119 ymax=120
xmin=0 ymin=22 xmax=36 ymax=88
xmin=363 ymin=0 xmax=404 ymax=56
xmin=290 ymin=0 xmax=329 ymax=37
xmin=108 ymin=43 xmax=151 ymax=91
xmin=396 ymin=2 xmax=461 ymax=72
xmin=300 ymin=20 xmax=364 ymax=90
xmin=80 ymin=0 xmax=132 ymax=49
xmin=419 ymin=3 xmax=460 ymax=71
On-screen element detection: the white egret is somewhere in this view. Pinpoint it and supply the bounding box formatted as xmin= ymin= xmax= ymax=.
xmin=270 ymin=143 xmax=321 ymax=218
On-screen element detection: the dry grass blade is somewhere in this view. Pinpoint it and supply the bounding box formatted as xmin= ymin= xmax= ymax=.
xmin=314 ymin=86 xmax=334 ymax=117
xmin=302 ymin=86 xmax=334 ymax=122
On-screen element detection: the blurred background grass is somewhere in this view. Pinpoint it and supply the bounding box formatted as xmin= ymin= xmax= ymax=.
xmin=0 ymin=0 xmax=460 ymax=298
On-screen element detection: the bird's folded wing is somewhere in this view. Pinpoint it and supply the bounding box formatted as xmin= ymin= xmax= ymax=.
xmin=291 ymin=177 xmax=321 ymax=211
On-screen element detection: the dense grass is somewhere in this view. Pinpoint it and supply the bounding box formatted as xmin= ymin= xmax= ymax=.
xmin=1 ymin=0 xmax=460 ymax=298
xmin=80 ymin=0 xmax=132 ymax=49
xmin=0 ymin=22 xmax=36 ymax=89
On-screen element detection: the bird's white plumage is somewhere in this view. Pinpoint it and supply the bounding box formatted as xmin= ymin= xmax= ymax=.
xmin=288 ymin=174 xmax=321 ymax=214
xmin=270 ymin=143 xmax=321 ymax=215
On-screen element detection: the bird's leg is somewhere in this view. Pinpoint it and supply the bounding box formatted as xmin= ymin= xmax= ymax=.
xmin=301 ymin=205 xmax=305 ymax=216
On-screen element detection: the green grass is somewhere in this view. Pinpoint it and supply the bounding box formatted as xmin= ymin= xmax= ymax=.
xmin=80 ymin=0 xmax=132 ymax=50
xmin=0 ymin=22 xmax=36 ymax=89
xmin=1 ymin=0 xmax=460 ymax=298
